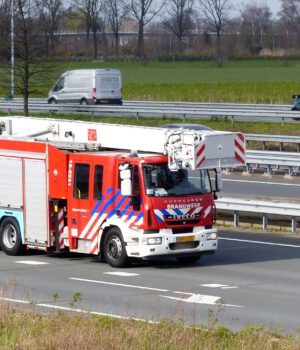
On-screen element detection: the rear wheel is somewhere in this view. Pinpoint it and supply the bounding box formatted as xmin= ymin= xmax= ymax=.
xmin=103 ymin=228 xmax=129 ymax=268
xmin=176 ymin=254 xmax=202 ymax=264
xmin=48 ymin=98 xmax=57 ymax=104
xmin=80 ymin=99 xmax=88 ymax=105
xmin=0 ymin=218 xmax=24 ymax=255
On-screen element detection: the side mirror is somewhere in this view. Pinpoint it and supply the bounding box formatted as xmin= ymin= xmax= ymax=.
xmin=214 ymin=168 xmax=223 ymax=192
xmin=119 ymin=164 xmax=132 ymax=196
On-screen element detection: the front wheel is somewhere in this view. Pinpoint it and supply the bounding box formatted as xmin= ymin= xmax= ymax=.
xmin=176 ymin=254 xmax=202 ymax=264
xmin=103 ymin=228 xmax=129 ymax=268
xmin=0 ymin=217 xmax=25 ymax=255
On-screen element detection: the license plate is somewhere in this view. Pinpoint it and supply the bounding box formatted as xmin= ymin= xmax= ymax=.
xmin=100 ymin=100 xmax=109 ymax=104
xmin=178 ymin=235 xmax=195 ymax=243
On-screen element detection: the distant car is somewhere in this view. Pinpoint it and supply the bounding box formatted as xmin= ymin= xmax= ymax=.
xmin=291 ymin=103 xmax=300 ymax=120
xmin=48 ymin=69 xmax=122 ymax=105
xmin=161 ymin=123 xmax=213 ymax=131
xmin=292 ymin=102 xmax=300 ymax=111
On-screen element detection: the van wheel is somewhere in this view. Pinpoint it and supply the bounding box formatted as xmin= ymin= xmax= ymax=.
xmin=0 ymin=218 xmax=25 ymax=255
xmin=48 ymin=98 xmax=57 ymax=104
xmin=176 ymin=254 xmax=202 ymax=264
xmin=80 ymin=99 xmax=88 ymax=105
xmin=103 ymin=228 xmax=129 ymax=268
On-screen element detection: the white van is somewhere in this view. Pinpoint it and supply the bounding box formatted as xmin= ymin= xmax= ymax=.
xmin=48 ymin=69 xmax=122 ymax=105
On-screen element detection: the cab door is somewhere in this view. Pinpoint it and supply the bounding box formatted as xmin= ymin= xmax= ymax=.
xmin=68 ymin=157 xmax=105 ymax=252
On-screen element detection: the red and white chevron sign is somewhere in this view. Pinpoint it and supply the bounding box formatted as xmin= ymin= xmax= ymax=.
xmin=234 ymin=133 xmax=246 ymax=165
xmin=195 ymin=143 xmax=206 ymax=168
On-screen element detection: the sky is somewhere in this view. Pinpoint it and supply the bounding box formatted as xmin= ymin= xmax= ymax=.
xmin=232 ymin=0 xmax=281 ymax=18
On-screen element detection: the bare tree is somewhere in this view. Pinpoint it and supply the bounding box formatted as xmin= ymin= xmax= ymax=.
xmin=279 ymin=0 xmax=300 ymax=51
xmin=131 ymin=0 xmax=166 ymax=58
xmin=163 ymin=0 xmax=194 ymax=54
xmin=105 ymin=0 xmax=129 ymax=53
xmin=198 ymin=0 xmax=230 ymax=66
xmin=37 ymin=0 xmax=64 ymax=55
xmin=240 ymin=4 xmax=272 ymax=55
xmin=72 ymin=0 xmax=103 ymax=58
xmin=12 ymin=0 xmax=54 ymax=115
xmin=0 ymin=0 xmax=11 ymax=60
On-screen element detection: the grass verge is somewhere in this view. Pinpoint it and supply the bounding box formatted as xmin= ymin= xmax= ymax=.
xmin=0 ymin=303 xmax=299 ymax=350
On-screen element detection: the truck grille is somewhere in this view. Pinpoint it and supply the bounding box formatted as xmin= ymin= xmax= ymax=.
xmin=169 ymin=241 xmax=199 ymax=250
xmin=166 ymin=219 xmax=200 ymax=226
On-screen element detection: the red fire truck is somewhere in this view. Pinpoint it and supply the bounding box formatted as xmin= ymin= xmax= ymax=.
xmin=0 ymin=116 xmax=245 ymax=267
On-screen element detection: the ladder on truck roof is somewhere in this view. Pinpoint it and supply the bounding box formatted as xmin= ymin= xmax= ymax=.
xmin=0 ymin=116 xmax=245 ymax=170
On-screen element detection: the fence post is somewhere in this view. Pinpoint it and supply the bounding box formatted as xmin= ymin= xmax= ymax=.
xmin=234 ymin=211 xmax=240 ymax=227
xmin=292 ymin=217 xmax=297 ymax=234
xmin=262 ymin=214 xmax=268 ymax=231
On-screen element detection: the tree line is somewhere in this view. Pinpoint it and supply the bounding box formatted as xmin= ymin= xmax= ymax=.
xmin=1 ymin=0 xmax=300 ymax=63
xmin=1 ymin=0 xmax=300 ymax=114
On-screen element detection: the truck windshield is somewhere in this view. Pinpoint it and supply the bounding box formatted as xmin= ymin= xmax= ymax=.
xmin=143 ymin=164 xmax=211 ymax=197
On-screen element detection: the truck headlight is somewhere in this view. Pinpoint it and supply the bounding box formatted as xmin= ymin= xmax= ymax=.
xmin=206 ymin=232 xmax=217 ymax=240
xmin=142 ymin=237 xmax=162 ymax=245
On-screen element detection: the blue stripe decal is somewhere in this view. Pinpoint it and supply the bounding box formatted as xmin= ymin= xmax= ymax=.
xmin=115 ymin=196 xmax=127 ymax=210
xmin=136 ymin=212 xmax=144 ymax=221
xmin=106 ymin=187 xmax=114 ymax=194
xmin=91 ymin=199 xmax=103 ymax=216
xmin=155 ymin=213 xmax=164 ymax=222
xmin=120 ymin=202 xmax=131 ymax=218
xmin=161 ymin=209 xmax=170 ymax=217
xmin=127 ymin=210 xmax=135 ymax=221
xmin=107 ymin=209 xmax=116 ymax=219
xmin=174 ymin=208 xmax=184 ymax=215
xmin=99 ymin=191 xmax=120 ymax=216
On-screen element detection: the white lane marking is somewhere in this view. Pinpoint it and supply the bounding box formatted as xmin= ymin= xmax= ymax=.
xmin=103 ymin=272 xmax=139 ymax=277
xmin=0 ymin=297 xmax=31 ymax=304
xmin=220 ymin=237 xmax=300 ymax=248
xmin=161 ymin=294 xmax=220 ymax=304
xmin=70 ymin=277 xmax=169 ymax=292
xmin=160 ymin=294 xmax=242 ymax=308
xmin=0 ymin=297 xmax=156 ymax=323
xmin=223 ymin=179 xmax=300 ymax=187
xmin=201 ymin=284 xmax=228 ymax=288
xmin=221 ymin=286 xmax=238 ymax=290
xmin=36 ymin=303 xmax=156 ymax=323
xmin=15 ymin=260 xmax=49 ymax=265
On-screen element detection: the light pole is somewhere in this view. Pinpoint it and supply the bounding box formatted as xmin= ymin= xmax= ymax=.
xmin=11 ymin=0 xmax=15 ymax=98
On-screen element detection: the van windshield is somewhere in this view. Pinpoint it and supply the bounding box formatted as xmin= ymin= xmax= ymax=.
xmin=143 ymin=164 xmax=211 ymax=197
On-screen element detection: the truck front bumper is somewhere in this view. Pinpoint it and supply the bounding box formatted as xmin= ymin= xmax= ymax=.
xmin=125 ymin=227 xmax=218 ymax=259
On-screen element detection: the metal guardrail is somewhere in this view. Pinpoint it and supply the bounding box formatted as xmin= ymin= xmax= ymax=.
xmin=245 ymin=150 xmax=300 ymax=175
xmin=1 ymin=101 xmax=300 ymax=122
xmin=245 ymin=133 xmax=300 ymax=152
xmin=216 ymin=197 xmax=300 ymax=233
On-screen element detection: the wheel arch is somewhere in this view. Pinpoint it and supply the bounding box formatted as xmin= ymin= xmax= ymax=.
xmin=0 ymin=213 xmax=24 ymax=244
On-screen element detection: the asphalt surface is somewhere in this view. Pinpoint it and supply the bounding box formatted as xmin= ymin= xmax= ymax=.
xmin=1 ymin=229 xmax=300 ymax=333
xmin=221 ymin=173 xmax=300 ymax=201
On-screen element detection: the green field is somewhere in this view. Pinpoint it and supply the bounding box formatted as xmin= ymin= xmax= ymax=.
xmin=1 ymin=59 xmax=300 ymax=103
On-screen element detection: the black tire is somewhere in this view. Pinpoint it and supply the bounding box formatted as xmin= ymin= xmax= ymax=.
xmin=103 ymin=227 xmax=129 ymax=268
xmin=80 ymin=99 xmax=88 ymax=105
xmin=48 ymin=98 xmax=57 ymax=104
xmin=0 ymin=217 xmax=25 ymax=255
xmin=176 ymin=254 xmax=202 ymax=264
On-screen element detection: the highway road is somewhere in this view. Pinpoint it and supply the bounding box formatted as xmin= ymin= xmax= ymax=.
xmin=0 ymin=230 xmax=300 ymax=332
xmin=222 ymin=173 xmax=300 ymax=201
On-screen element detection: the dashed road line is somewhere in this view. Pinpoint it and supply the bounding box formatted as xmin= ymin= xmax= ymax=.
xmin=220 ymin=237 xmax=300 ymax=248
xmin=103 ymin=272 xmax=139 ymax=277
xmin=15 ymin=260 xmax=49 ymax=265
xmin=70 ymin=277 xmax=169 ymax=292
